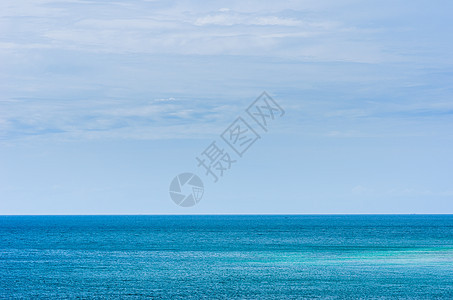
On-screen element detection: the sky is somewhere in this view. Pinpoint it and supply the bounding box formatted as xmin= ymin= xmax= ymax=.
xmin=1 ymin=0 xmax=452 ymax=214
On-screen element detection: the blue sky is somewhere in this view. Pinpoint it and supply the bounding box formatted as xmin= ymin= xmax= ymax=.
xmin=1 ymin=0 xmax=452 ymax=214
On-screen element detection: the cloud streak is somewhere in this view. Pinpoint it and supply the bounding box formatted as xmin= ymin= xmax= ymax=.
xmin=1 ymin=0 xmax=453 ymax=143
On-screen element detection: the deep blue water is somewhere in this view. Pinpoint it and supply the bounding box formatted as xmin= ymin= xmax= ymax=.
xmin=1 ymin=215 xmax=453 ymax=299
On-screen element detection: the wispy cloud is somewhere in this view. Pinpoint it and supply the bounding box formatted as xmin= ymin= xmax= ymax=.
xmin=0 ymin=0 xmax=385 ymax=61
xmin=194 ymin=14 xmax=302 ymax=27
xmin=0 ymin=96 xmax=240 ymax=141
xmin=1 ymin=0 xmax=453 ymax=143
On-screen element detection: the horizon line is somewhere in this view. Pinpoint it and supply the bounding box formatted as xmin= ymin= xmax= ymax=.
xmin=1 ymin=213 xmax=453 ymax=216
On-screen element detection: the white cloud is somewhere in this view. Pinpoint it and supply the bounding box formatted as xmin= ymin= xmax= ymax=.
xmin=2 ymin=0 xmax=452 ymax=143
xmin=4 ymin=1 xmax=418 ymax=66
xmin=194 ymin=14 xmax=301 ymax=26
xmin=0 ymin=94 xmax=236 ymax=142
xmin=75 ymin=18 xmax=181 ymax=30
xmin=352 ymin=185 xmax=373 ymax=195
xmin=154 ymin=97 xmax=176 ymax=102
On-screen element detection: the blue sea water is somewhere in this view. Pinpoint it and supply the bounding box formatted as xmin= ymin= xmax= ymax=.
xmin=1 ymin=215 xmax=452 ymax=299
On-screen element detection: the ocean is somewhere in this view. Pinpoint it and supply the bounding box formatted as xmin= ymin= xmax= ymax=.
xmin=1 ymin=215 xmax=452 ymax=299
